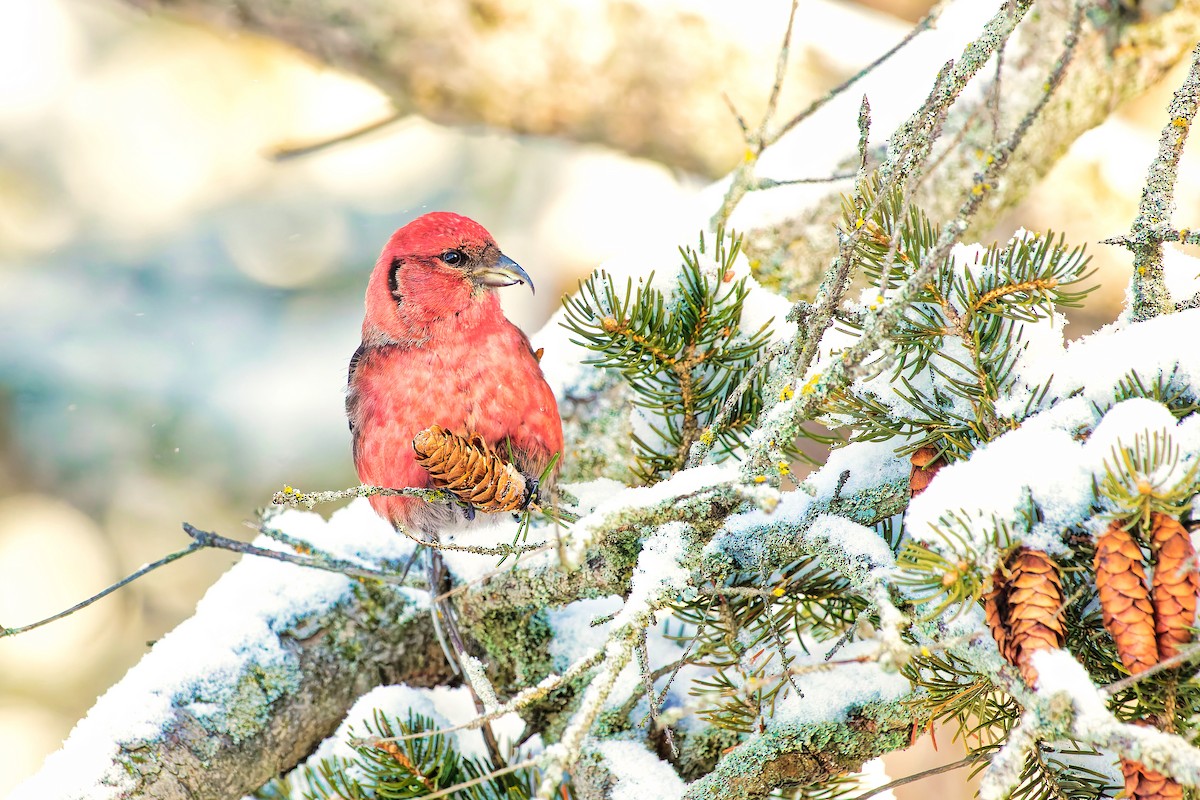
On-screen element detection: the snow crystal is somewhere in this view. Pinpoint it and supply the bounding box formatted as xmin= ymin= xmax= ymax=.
xmin=596 ymin=739 xmax=686 ymax=800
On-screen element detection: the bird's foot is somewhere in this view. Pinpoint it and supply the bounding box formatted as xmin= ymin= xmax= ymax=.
xmin=520 ymin=478 xmax=540 ymax=511
xmin=458 ymin=500 xmax=477 ymax=522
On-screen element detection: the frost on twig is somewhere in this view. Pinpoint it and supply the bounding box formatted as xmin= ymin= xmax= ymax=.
xmin=1102 ymin=42 xmax=1200 ymax=321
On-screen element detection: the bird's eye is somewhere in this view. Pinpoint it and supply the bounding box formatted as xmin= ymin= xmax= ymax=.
xmin=441 ymin=250 xmax=466 ymax=266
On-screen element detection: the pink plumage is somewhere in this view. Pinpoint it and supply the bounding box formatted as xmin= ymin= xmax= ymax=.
xmin=346 ymin=212 xmax=563 ymax=536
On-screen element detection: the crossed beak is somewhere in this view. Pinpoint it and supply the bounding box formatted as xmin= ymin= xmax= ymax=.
xmin=472 ymin=254 xmax=536 ymax=294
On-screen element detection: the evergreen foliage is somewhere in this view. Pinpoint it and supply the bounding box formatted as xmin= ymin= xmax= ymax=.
xmin=830 ymin=178 xmax=1096 ymax=463
xmin=561 ymin=230 xmax=777 ymax=484
xmin=255 ymin=710 xmax=552 ymax=800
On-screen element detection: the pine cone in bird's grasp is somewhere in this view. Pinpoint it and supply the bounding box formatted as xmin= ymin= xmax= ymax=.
xmin=1094 ymin=520 xmax=1159 ymax=675
xmin=1149 ymin=512 xmax=1199 ymax=660
xmin=908 ymin=446 xmax=944 ymax=497
xmin=412 ymin=425 xmax=530 ymax=513
xmin=982 ymin=548 xmax=1065 ymax=686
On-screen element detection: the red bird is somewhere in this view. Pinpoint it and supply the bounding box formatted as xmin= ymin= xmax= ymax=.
xmin=346 ymin=212 xmax=563 ymax=539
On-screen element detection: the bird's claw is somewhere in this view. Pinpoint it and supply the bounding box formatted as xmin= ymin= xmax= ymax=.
xmin=458 ymin=500 xmax=476 ymax=521
xmin=520 ymin=478 xmax=540 ymax=511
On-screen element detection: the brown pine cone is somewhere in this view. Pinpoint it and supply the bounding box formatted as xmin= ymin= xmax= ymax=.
xmin=1095 ymin=521 xmax=1159 ymax=674
xmin=1122 ymin=758 xmax=1183 ymax=800
xmin=1149 ymin=512 xmax=1199 ymax=660
xmin=1006 ymin=549 xmax=1066 ymax=685
xmin=412 ymin=425 xmax=529 ymax=513
xmin=909 ymin=446 xmax=943 ymax=497
xmin=984 ymin=549 xmax=1065 ymax=685
xmin=983 ymin=567 xmax=1016 ymax=665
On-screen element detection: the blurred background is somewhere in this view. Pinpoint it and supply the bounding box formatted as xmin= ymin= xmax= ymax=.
xmin=2 ymin=0 xmax=1198 ymax=794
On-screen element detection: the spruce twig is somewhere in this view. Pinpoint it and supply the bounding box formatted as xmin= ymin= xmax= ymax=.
xmin=1102 ymin=42 xmax=1200 ymax=320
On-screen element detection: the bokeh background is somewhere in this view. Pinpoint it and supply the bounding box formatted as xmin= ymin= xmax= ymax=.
xmin=2 ymin=0 xmax=1199 ymax=794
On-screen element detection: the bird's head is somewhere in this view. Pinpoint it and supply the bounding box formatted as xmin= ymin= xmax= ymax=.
xmin=363 ymin=212 xmax=534 ymax=341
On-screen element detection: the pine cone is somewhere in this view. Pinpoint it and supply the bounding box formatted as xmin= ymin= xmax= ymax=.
xmin=984 ymin=549 xmax=1065 ymax=685
xmin=983 ymin=568 xmax=1016 ymax=664
xmin=909 ymin=446 xmax=943 ymax=497
xmin=1150 ymin=512 xmax=1199 ymax=660
xmin=412 ymin=425 xmax=529 ymax=513
xmin=1122 ymin=758 xmax=1183 ymax=800
xmin=1007 ymin=549 xmax=1066 ymax=685
xmin=1095 ymin=521 xmax=1158 ymax=674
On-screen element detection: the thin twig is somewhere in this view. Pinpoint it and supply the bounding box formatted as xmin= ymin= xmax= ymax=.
xmin=419 ymin=758 xmax=539 ymax=800
xmin=756 ymin=0 xmax=800 ymax=155
xmin=1103 ymin=641 xmax=1200 ymax=696
xmin=1108 ymin=41 xmax=1200 ymax=320
xmin=363 ymin=647 xmax=608 ymax=747
xmin=267 ymin=111 xmax=405 ymax=161
xmin=711 ymin=0 xmax=802 ymax=228
xmin=768 ymin=2 xmax=944 ymax=145
xmin=1 ymin=542 xmax=205 ymax=637
xmin=184 ymin=523 xmax=416 ymax=582
xmin=272 ymin=483 xmax=449 ymax=509
xmin=752 ymin=171 xmax=857 ymax=188
xmin=847 ymin=752 xmax=988 ymax=800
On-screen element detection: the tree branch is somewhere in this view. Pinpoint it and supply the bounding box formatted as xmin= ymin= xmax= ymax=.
xmin=121 ymin=0 xmax=902 ymax=178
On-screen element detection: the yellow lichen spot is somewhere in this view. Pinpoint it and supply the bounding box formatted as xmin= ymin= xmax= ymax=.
xmin=868 ymin=294 xmax=884 ymax=311
xmin=779 ymin=385 xmax=795 ymax=402
xmin=753 ymin=475 xmax=767 ymax=484
xmin=855 ymin=216 xmax=865 ymax=229
xmin=777 ymin=462 xmax=790 ymax=476
xmin=986 ymin=154 xmax=995 ymax=165
xmin=772 ymin=585 xmax=786 ymax=597
xmin=744 ymin=149 xmax=756 ymax=163
xmin=1174 ymin=117 xmax=1189 ymax=128
xmin=1042 ymin=82 xmax=1051 ymax=92
xmin=1138 ymin=266 xmax=1147 ymax=276
xmin=749 ymin=259 xmax=760 ymax=268
xmin=920 ymin=645 xmax=932 ymax=658
xmin=700 ymin=429 xmax=716 ymax=447
xmin=801 ymin=374 xmax=820 ymax=395
xmin=1180 ymin=229 xmax=1190 ymax=242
